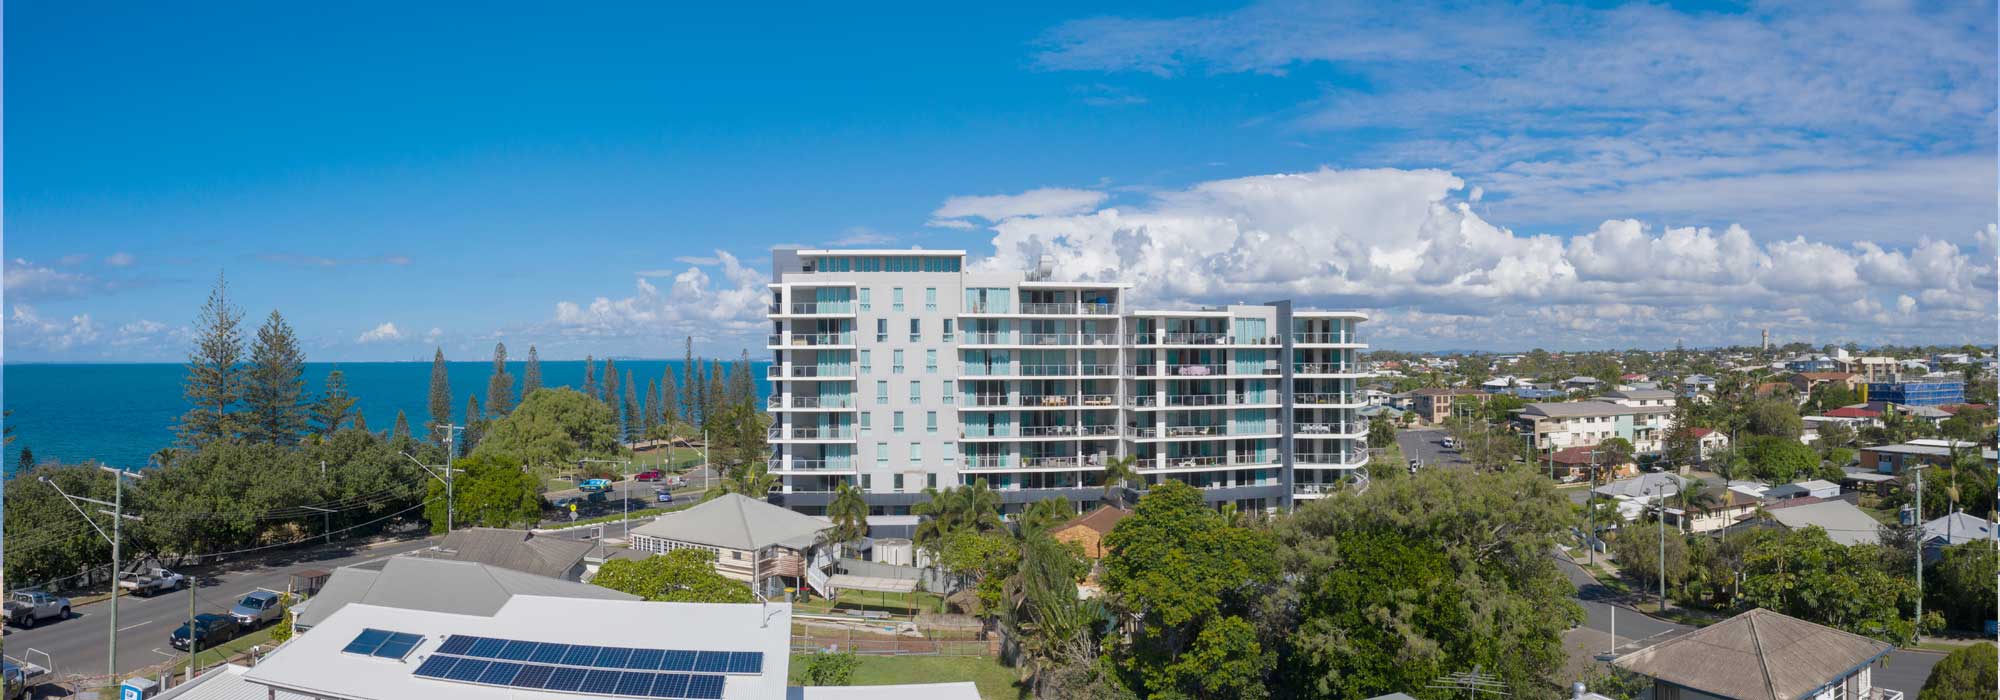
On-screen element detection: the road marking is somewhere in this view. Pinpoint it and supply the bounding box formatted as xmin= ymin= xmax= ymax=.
xmin=153 ymin=647 xmax=178 ymax=659
xmin=119 ymin=620 xmax=154 ymax=632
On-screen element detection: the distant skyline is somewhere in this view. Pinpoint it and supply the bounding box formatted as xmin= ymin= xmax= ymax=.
xmin=7 ymin=2 xmax=1995 ymax=362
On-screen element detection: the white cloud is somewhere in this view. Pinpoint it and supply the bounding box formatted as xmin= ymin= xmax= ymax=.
xmin=6 ymin=304 xmax=101 ymax=350
xmin=965 ymin=166 xmax=1996 ymax=348
xmin=551 ymin=250 xmax=770 ymax=344
xmin=57 ymin=254 xmax=90 ymax=266
xmin=425 ymin=327 xmax=444 ymax=342
xmin=932 ymin=187 xmax=1109 ymax=222
xmin=356 ymin=322 xmax=406 ymax=343
xmin=925 ymin=218 xmax=977 ymax=230
xmin=5 ymin=259 xmax=94 ymax=300
xmin=105 ymin=252 xmax=136 ymax=267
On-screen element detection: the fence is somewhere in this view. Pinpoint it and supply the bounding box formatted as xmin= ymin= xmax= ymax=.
xmin=790 ymin=623 xmax=995 ymax=657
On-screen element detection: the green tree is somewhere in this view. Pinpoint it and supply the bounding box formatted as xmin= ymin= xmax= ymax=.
xmin=4 ymin=464 xmax=115 ymax=586
xmin=824 ymin=481 xmax=870 ymax=554
xmin=16 ymin=445 xmax=34 ymax=473
xmin=463 ymin=395 xmax=485 ymax=453
xmin=423 ymin=452 xmax=541 ymax=533
xmin=937 ymin=529 xmax=1018 ymax=615
xmin=311 ymin=370 xmax=358 ymax=436
xmin=427 ymin=348 xmax=452 ymax=444
xmin=702 ymin=462 xmax=777 ymax=502
xmin=914 ymin=480 xmax=1005 ymax=559
xmin=659 ymin=371 xmax=681 ymax=433
xmin=1100 ymin=454 xmax=1138 ymax=509
xmin=643 ymin=378 xmax=661 ymax=438
xmin=269 ymin=593 xmax=297 ymax=643
xmin=177 ymin=273 xmax=245 ymax=447
xmin=1919 ymin=642 xmax=1996 ymax=700
xmin=392 ymin=410 xmax=412 ymax=445
xmin=583 ymin=354 xmax=598 ymax=397
xmin=1102 ymin=481 xmax=1278 ymax=700
xmin=680 ymin=339 xmax=698 ymax=425
xmin=474 ymin=388 xmax=624 ymax=471
xmin=1595 ymin=437 xmax=1636 ymax=468
xmin=1367 ymin=413 xmax=1396 ymax=450
xmin=487 ymin=342 xmax=516 ymax=416
xmin=1927 ymin=540 xmax=1997 ymax=631
xmin=1744 ymin=399 xmax=1803 ymax=439
xmin=603 ymin=357 xmax=622 ymax=409
xmin=1018 ymin=498 xmax=1072 ymax=536
xmin=243 ymin=310 xmax=308 ymax=445
xmin=621 ymin=370 xmax=641 ymax=443
xmin=1739 ymin=435 xmax=1819 ymax=483
xmin=1609 ymin=519 xmax=1690 ymax=593
xmin=1738 ymin=527 xmax=1915 ymax=641
xmin=791 ymin=651 xmax=860 ymax=686
xmin=592 ymin=549 xmax=756 ymax=603
xmin=522 ymin=344 xmax=543 ymax=395
xmin=1005 ymin=531 xmax=1096 ymax=695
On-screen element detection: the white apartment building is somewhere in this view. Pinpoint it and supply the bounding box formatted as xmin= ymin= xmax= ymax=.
xmin=763 ymin=249 xmax=1369 ymax=518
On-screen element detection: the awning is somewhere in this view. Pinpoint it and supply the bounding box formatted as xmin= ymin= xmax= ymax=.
xmin=826 ymin=574 xmax=918 ymax=593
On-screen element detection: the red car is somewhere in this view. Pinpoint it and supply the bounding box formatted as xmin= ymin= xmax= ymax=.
xmin=633 ymin=470 xmax=665 ymax=482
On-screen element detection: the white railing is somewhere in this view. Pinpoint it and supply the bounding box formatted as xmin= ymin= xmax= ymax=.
xmin=1294 ymin=362 xmax=1357 ymax=374
xmin=1296 ymin=393 xmax=1359 ymax=404
xmin=778 ymin=332 xmax=854 ymax=346
xmin=774 ymin=303 xmax=852 ymax=315
xmin=1292 ymin=332 xmax=1355 ymax=344
xmin=1156 ymin=455 xmax=1227 ymax=468
xmin=1296 ymin=451 xmax=1363 ymax=464
xmin=767 ymin=459 xmax=853 ymax=471
xmin=1021 ymin=455 xmax=1083 ymax=468
xmin=774 ymin=396 xmax=855 ymax=409
xmin=964 ymin=455 xmax=1010 ymax=469
xmin=769 ymin=426 xmax=855 ymax=440
xmin=1294 ymin=422 xmax=1361 ymax=435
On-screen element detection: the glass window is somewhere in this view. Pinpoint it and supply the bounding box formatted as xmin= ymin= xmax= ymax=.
xmin=909 ymin=381 xmax=921 ymax=402
xmin=859 ymin=349 xmax=872 ymax=373
xmin=909 ymin=443 xmax=922 ymax=461
xmin=926 ymin=411 xmax=938 ymax=434
xmin=859 ymin=288 xmax=872 ymax=311
xmin=943 ymin=381 xmax=954 ymax=404
xmin=928 ymin=474 xmax=938 ymax=489
xmin=893 ymin=473 xmax=904 ymax=490
xmin=909 ymin=318 xmax=921 ymax=342
xmin=893 ymin=349 xmax=905 ymax=374
xmin=876 ymin=443 xmax=887 ymax=467
xmin=860 ymin=412 xmax=873 ymax=435
xmin=926 ymin=349 xmax=938 ymax=373
xmin=893 ymin=411 xmax=905 ymax=434
xmin=943 ymin=442 xmax=955 ymax=463
xmin=876 ymin=381 xmax=888 ymax=404
xmin=925 ymin=287 xmax=937 ymax=311
xmin=876 ymin=319 xmax=888 ymax=342
xmin=943 ymin=319 xmax=955 ymax=342
xmin=892 ymin=287 xmax=905 ymax=311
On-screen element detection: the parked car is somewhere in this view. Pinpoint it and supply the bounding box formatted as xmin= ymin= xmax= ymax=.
xmin=1440 ymin=436 xmax=1456 ymax=449
xmin=119 ymin=567 xmax=189 ymax=596
xmin=4 ymin=591 xmax=69 ymax=628
xmin=633 ymin=470 xmax=664 ymax=482
xmin=656 ymin=488 xmax=674 ymax=503
xmin=170 ymin=613 xmax=242 ymax=651
xmin=4 ymin=658 xmax=47 ymax=700
xmin=663 ymin=474 xmax=689 ymax=488
xmin=578 ymin=478 xmax=613 ymax=493
xmin=229 ymin=591 xmax=283 ymax=628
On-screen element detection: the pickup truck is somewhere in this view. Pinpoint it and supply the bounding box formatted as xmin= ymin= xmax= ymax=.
xmin=119 ymin=567 xmax=189 ymax=596
xmin=578 ymin=478 xmax=613 ymax=493
xmin=3 ymin=591 xmax=69 ymax=628
xmin=4 ymin=658 xmax=48 ymax=700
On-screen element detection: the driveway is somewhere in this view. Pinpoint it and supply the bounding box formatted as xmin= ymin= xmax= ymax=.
xmin=1396 ymin=428 xmax=1467 ymax=469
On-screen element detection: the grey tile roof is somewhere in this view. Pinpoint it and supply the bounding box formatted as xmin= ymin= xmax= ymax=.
xmin=1613 ymin=608 xmax=1891 ymax=700
xmin=629 ymin=493 xmax=832 ymax=551
xmin=410 ymin=527 xmax=594 ymax=579
xmin=1767 ymin=500 xmax=1883 ymax=546
xmin=293 ymin=556 xmax=636 ymax=629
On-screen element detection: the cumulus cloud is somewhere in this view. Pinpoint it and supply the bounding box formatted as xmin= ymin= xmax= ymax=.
xmin=965 ymin=166 xmax=1996 ymax=348
xmin=925 ymin=219 xmax=977 ymax=230
xmin=7 ymin=305 xmax=101 ymax=351
xmin=5 ymin=259 xmax=95 ymax=300
xmin=551 ymin=250 xmax=769 ymax=343
xmin=356 ymin=322 xmax=406 ymax=343
xmin=932 ymin=188 xmax=1109 ymax=223
xmin=830 ymin=227 xmax=896 ymax=246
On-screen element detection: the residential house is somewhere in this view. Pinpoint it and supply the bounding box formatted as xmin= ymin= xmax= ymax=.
xmin=1766 ymin=479 xmax=1841 ymax=501
xmin=1752 ymin=381 xmax=1796 ymax=399
xmin=1763 ymin=499 xmax=1882 ymax=546
xmin=1563 ymin=375 xmax=1603 ymax=393
xmin=290 ymin=557 xmax=638 ymax=633
xmin=408 ymin=527 xmax=596 ymax=582
xmin=1665 ymin=489 xmax=1761 ymax=534
xmin=1546 ymin=445 xmax=1635 ymax=481
xmin=1681 ymin=374 xmax=1717 ymax=393
xmin=1689 ymin=428 xmax=1729 ymax=461
xmin=1837 ymin=355 xmax=1900 ymax=382
xmin=1858 ymin=439 xmax=1999 ymax=475
xmin=1593 ymin=472 xmax=1685 ymax=522
xmin=1611 ymin=608 xmax=1898 ymax=700
xmin=1921 ymin=510 xmax=1995 ymax=560
xmin=1784 ymin=354 xmax=1838 ymax=372
xmin=627 ymin=493 xmax=834 ymax=598
xmin=1409 ymin=387 xmax=1491 ymax=424
xmin=1788 ymin=371 xmax=1860 ymax=396
xmin=1051 ymin=505 xmax=1129 ymax=559
xmin=1514 ymin=398 xmax=1675 ymax=454
xmin=1596 ymin=388 xmax=1677 ymax=409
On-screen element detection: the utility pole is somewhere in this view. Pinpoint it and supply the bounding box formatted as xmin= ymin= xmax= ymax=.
xmin=404 ymin=451 xmax=463 ymax=535
xmin=302 ymin=505 xmax=335 ymax=544
xmin=1651 ymin=484 xmax=1667 ymax=613
xmin=187 ymin=578 xmax=198 ymax=680
xmin=439 ymin=424 xmax=463 ymax=532
xmin=579 ymin=458 xmax=635 ymax=539
xmin=1912 ymin=463 xmax=1926 ymax=643
xmin=45 ymin=466 xmax=144 ymax=679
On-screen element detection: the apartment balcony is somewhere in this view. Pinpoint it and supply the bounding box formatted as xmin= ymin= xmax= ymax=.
xmin=766 ymin=458 xmax=859 ymax=473
xmin=1293 ymin=362 xmax=1360 ymax=376
xmin=1126 ymin=363 xmax=1261 ymax=378
xmin=1127 ymin=393 xmax=1279 ymax=409
xmin=767 ymin=395 xmax=858 ymax=411
xmin=1296 ymin=450 xmax=1367 ymax=467
xmin=961 ymin=455 xmax=1110 ymax=470
xmin=960 ymin=424 xmax=1120 ymax=441
xmin=1130 ymin=332 xmax=1283 ymax=347
xmin=1127 ymin=424 xmax=1279 ymax=441
xmin=963 ymin=363 xmax=1118 ymax=378
xmin=1294 ymin=421 xmax=1365 ymax=436
xmin=1291 ymin=331 xmax=1359 ymax=345
xmin=958 ymin=332 xmax=1121 ymax=347
xmin=767 ymin=302 xmax=856 ymax=318
xmin=961 ymin=393 xmax=1119 ymax=409
xmin=767 ymin=426 xmax=856 ymax=442
xmin=1295 ymin=392 xmax=1363 ymax=406
xmin=961 ymin=302 xmax=1118 ymax=316
xmin=767 ymin=365 xmax=857 ymax=381
xmin=767 ymin=332 xmax=856 ymax=348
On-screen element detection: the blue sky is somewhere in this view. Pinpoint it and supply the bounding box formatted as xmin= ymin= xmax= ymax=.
xmin=7 ymin=1 xmax=1996 ymax=361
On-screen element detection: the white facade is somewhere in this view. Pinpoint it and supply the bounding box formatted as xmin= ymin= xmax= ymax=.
xmin=764 ymin=249 xmax=1368 ymax=516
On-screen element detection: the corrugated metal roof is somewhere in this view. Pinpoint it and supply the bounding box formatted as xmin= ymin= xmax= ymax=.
xmin=294 ymin=557 xmax=636 ymax=629
xmin=411 ymin=527 xmax=594 ymax=579
xmin=1612 ymin=608 xmax=1891 ymax=700
xmin=629 ymin=494 xmax=832 ymax=551
xmin=1767 ymin=501 xmax=1882 ymax=546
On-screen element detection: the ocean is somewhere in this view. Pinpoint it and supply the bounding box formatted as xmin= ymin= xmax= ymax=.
xmin=1 ymin=360 xmax=773 ymax=473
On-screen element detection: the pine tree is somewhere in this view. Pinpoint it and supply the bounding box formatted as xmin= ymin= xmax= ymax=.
xmin=695 ymin=360 xmax=712 ymax=429
xmin=17 ymin=445 xmax=34 ymax=473
xmin=392 ymin=410 xmax=411 ymax=443
xmin=487 ymin=342 xmax=516 ymax=416
xmin=464 ymin=395 xmax=485 ymax=453
xmin=622 ymin=371 xmax=641 ymax=443
xmin=645 ymin=378 xmax=661 ymax=437
xmin=680 ymin=338 xmax=698 ymax=426
xmin=583 ymin=355 xmax=598 ymax=397
xmin=603 ymin=358 xmax=623 ymax=431
xmin=353 ymin=410 xmax=369 ymax=434
xmin=177 ymin=273 xmax=246 ymax=447
xmin=311 ymin=370 xmax=358 ymax=435
xmin=522 ymin=345 xmax=543 ymax=396
xmin=660 ymin=372 xmax=681 ymax=430
xmin=732 ymin=349 xmax=755 ymax=407
xmin=705 ymin=362 xmax=727 ymax=431
xmin=427 ymin=348 xmax=452 ymax=443
xmin=244 ymin=310 xmax=309 ymax=445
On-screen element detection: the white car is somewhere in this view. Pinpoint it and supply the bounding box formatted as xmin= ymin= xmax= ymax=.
xmin=1440 ymin=436 xmax=1456 ymax=449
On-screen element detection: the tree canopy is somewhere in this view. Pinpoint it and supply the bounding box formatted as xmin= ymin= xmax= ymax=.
xmin=592 ymin=549 xmax=755 ymax=603
xmin=423 ymin=451 xmax=541 ymax=533
xmin=1919 ymin=642 xmax=1996 ymax=700
xmin=473 ymin=388 xmax=624 ymax=470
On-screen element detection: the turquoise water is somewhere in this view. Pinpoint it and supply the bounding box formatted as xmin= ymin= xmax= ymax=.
xmin=2 ymin=360 xmax=771 ymax=472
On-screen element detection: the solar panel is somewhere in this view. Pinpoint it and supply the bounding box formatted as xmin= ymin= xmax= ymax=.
xmin=444 ymin=658 xmax=490 ymax=682
xmin=467 ymin=637 xmax=508 ymax=659
xmin=627 ymin=648 xmax=664 ymax=670
xmin=478 ymin=661 xmax=524 ymax=685
xmin=580 ymin=669 xmax=624 ymax=695
xmin=498 ymin=640 xmax=538 ymax=661
xmin=595 ymin=647 xmax=633 ymax=669
xmin=659 ymin=650 xmax=698 ymax=671
xmin=726 ymin=651 xmax=763 ymax=674
xmin=436 ymin=635 xmax=477 ymax=656
xmin=685 ymin=674 xmax=726 ymax=700
xmin=616 ymin=671 xmax=656 ymax=696
xmin=374 ymin=633 xmax=422 ymax=660
xmin=649 ymin=673 xmax=691 ymax=698
xmin=530 ymin=642 xmax=571 ymax=664
xmin=562 ymin=644 xmax=604 ymax=667
xmin=545 ymin=666 xmax=589 ymax=692
xmin=341 ymin=628 xmax=393 ymax=655
xmin=511 ymin=663 xmax=555 ymax=689
xmin=693 ymin=651 xmax=730 ymax=674
xmin=413 ymin=655 xmax=459 ymax=678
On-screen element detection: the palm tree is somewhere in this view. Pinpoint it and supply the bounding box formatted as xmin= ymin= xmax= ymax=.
xmin=1099 ymin=455 xmax=1138 ymax=509
xmin=1018 ymin=498 xmax=1071 ymax=537
xmin=149 ymin=447 xmax=181 ymax=469
xmin=702 ymin=462 xmax=777 ymax=502
xmin=1680 ymin=484 xmax=1722 ymax=532
xmin=961 ymin=478 xmax=1003 ymax=533
xmin=825 ymin=481 xmax=869 ymax=556
xmin=912 ymin=486 xmax=955 ymax=558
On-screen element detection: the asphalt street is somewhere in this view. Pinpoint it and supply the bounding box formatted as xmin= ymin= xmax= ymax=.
xmin=1395 ymin=428 xmax=1468 ymax=469
xmin=4 ymin=536 xmax=439 ymax=680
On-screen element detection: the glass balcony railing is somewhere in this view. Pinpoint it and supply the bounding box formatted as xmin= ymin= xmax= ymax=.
xmin=1292 ymin=331 xmax=1356 ymax=344
xmin=1295 ymin=392 xmax=1359 ymax=404
xmin=1293 ymin=362 xmax=1357 ymax=374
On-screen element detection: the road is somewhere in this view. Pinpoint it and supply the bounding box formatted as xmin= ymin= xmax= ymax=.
xmin=3 ymin=535 xmax=438 ymax=680
xmin=1396 ymin=428 xmax=1467 ymax=469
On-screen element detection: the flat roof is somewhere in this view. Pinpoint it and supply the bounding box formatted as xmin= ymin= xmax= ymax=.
xmin=797 ymin=249 xmax=966 ymax=257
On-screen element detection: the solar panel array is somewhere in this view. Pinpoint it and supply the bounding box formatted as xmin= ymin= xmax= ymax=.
xmin=411 ymin=635 xmax=762 ymax=699
xmin=342 ymin=628 xmax=424 ymax=660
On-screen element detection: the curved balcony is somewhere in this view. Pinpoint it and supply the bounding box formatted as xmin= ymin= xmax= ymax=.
xmin=1291 ymin=331 xmax=1359 ymax=346
xmin=1295 ymin=450 xmax=1368 ymax=467
xmin=1293 ymin=421 xmax=1366 ymax=436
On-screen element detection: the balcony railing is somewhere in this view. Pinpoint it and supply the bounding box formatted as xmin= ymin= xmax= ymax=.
xmin=1021 ymin=455 xmax=1084 ymax=468
xmin=1155 ymin=455 xmax=1227 ymax=468
xmin=770 ymin=332 xmax=854 ymax=346
xmin=768 ymin=426 xmax=855 ymax=440
xmin=1292 ymin=331 xmax=1356 ymax=344
xmin=1295 ymin=392 xmax=1359 ymax=404
xmin=1012 ymin=302 xmax=1117 ymax=315
xmin=1230 ymin=453 xmax=1279 ymax=465
xmin=770 ymin=302 xmax=854 ymax=315
xmin=1296 ymin=451 xmax=1364 ymax=464
xmin=767 ymin=365 xmax=854 ymax=379
xmin=1294 ymin=422 xmax=1362 ymax=435
xmin=1294 ymin=362 xmax=1357 ymax=374
xmin=964 ymin=455 xmax=1011 ymax=469
xmin=766 ymin=459 xmax=854 ymax=471
xmin=1131 ymin=424 xmax=1276 ymax=439
xmin=770 ymin=396 xmax=856 ymax=409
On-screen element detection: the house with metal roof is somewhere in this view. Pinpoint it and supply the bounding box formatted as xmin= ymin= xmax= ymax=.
xmin=410 ymin=527 xmax=598 ymax=581
xmin=1763 ymin=500 xmax=1882 ymax=546
xmin=1922 ymin=510 xmax=1995 ymax=560
xmin=293 ymin=556 xmax=638 ymax=632
xmin=1765 ymin=480 xmax=1841 ymax=501
xmin=627 ymin=494 xmax=834 ymax=598
xmin=1612 ymin=608 xmax=1897 ymax=700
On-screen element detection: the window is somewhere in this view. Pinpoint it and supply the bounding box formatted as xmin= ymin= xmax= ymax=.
xmin=859 ymin=349 xmax=872 ymax=374
xmin=859 ymin=288 xmax=872 ymax=311
xmin=928 ymin=474 xmax=938 ymax=489
xmin=909 ymin=318 xmax=921 ymax=342
xmin=894 ymin=412 xmax=905 ymax=434
xmin=909 ymin=443 xmax=922 ymax=461
xmin=876 ymin=381 xmax=888 ymax=405
xmin=943 ymin=442 xmax=955 ymax=464
xmin=893 ymin=349 xmax=905 ymax=374
xmin=876 ymin=319 xmax=888 ymax=342
xmin=943 ymin=381 xmax=955 ymax=405
xmin=927 ymin=411 xmax=938 ymax=434
xmin=893 ymin=473 xmax=905 ymax=491
xmin=926 ymin=349 xmax=938 ymax=374
xmin=860 ymin=474 xmax=872 ymax=490
xmin=860 ymin=412 xmax=873 ymax=435
xmin=909 ymin=381 xmax=921 ymax=402
xmin=892 ymin=287 xmax=905 ymax=311
xmin=925 ymin=287 xmax=938 ymax=311
xmin=943 ymin=319 xmax=955 ymax=342
xmin=876 ymin=443 xmax=888 ymax=467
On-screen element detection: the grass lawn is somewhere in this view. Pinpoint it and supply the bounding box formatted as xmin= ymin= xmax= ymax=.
xmin=794 ymin=654 xmax=1024 ymax=700
xmin=187 ymin=624 xmax=279 ymax=668
xmin=794 ymin=590 xmax=946 ymax=617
